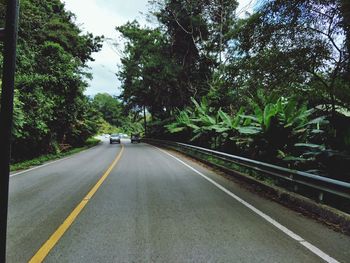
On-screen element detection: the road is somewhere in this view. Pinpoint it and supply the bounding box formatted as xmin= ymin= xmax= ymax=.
xmin=7 ymin=139 xmax=350 ymax=262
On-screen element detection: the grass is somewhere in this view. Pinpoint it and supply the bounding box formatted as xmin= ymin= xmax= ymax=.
xmin=10 ymin=137 xmax=101 ymax=172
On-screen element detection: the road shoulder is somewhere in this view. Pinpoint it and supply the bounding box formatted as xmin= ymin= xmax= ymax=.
xmin=153 ymin=145 xmax=350 ymax=263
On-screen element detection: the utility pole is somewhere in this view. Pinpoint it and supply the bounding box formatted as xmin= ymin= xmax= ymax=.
xmin=0 ymin=0 xmax=20 ymax=261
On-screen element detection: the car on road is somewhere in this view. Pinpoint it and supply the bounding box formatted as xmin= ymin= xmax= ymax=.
xmin=119 ymin=133 xmax=128 ymax=139
xmin=110 ymin=134 xmax=121 ymax=144
xmin=131 ymin=133 xmax=141 ymax=143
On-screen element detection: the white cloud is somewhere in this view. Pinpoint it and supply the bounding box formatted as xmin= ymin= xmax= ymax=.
xmin=63 ymin=0 xmax=254 ymax=96
xmin=237 ymin=0 xmax=256 ymax=17
xmin=64 ymin=0 xmax=149 ymax=96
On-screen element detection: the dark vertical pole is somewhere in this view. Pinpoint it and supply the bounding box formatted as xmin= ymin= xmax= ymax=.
xmin=0 ymin=0 xmax=20 ymax=261
xmin=143 ymin=106 xmax=147 ymax=136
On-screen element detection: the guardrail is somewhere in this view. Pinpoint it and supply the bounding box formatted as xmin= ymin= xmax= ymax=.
xmin=143 ymin=138 xmax=350 ymax=213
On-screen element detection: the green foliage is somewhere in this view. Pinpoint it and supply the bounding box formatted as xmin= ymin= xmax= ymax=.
xmin=0 ymin=0 xmax=103 ymax=161
xmin=91 ymin=92 xmax=145 ymax=135
xmin=231 ymin=0 xmax=350 ymax=112
xmin=12 ymin=90 xmax=26 ymax=138
xmin=96 ymin=118 xmax=120 ymax=135
xmin=10 ymin=137 xmax=101 ymax=172
xmin=117 ymin=0 xmax=240 ymax=119
xmin=122 ymin=0 xmax=349 ymax=179
xmin=117 ymin=21 xmax=184 ymax=118
xmin=168 ymin=95 xmax=329 ymax=165
xmin=167 ymin=97 xmax=220 ymax=146
xmin=92 ymin=93 xmax=123 ymax=127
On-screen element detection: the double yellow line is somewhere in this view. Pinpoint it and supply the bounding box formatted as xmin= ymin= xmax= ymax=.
xmin=29 ymin=145 xmax=125 ymax=263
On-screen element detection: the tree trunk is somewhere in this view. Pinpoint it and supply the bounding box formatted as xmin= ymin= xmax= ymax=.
xmin=143 ymin=106 xmax=147 ymax=136
xmin=340 ymin=0 xmax=350 ymax=80
xmin=219 ymin=0 xmax=223 ymax=65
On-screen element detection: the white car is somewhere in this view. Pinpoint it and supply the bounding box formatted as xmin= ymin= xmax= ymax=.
xmin=110 ymin=134 xmax=121 ymax=144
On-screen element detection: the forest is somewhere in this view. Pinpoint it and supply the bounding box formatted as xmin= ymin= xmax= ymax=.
xmin=117 ymin=0 xmax=350 ymax=181
xmin=0 ymin=0 xmax=349 ymax=181
xmin=0 ymin=0 xmax=102 ymax=161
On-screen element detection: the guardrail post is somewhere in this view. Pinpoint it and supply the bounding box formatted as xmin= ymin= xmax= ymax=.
xmin=318 ymin=192 xmax=324 ymax=203
xmin=293 ymin=184 xmax=298 ymax=192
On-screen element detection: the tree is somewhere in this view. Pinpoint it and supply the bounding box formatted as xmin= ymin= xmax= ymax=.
xmin=118 ymin=1 xmax=239 ymax=122
xmin=0 ymin=0 xmax=103 ymax=160
xmin=230 ymin=0 xmax=350 ymax=112
xmin=92 ymin=93 xmax=123 ymax=127
xmin=118 ymin=21 xmax=181 ymax=118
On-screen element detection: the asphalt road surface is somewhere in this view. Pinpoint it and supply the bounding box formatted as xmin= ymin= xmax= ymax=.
xmin=7 ymin=139 xmax=350 ymax=262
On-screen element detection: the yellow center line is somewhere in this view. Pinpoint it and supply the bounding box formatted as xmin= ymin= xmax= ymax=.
xmin=29 ymin=144 xmax=125 ymax=263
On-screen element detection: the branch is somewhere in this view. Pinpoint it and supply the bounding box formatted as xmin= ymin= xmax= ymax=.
xmin=310 ymin=8 xmax=333 ymax=20
xmin=170 ymin=10 xmax=193 ymax=35
xmin=306 ymin=26 xmax=342 ymax=55
xmin=307 ymin=70 xmax=329 ymax=90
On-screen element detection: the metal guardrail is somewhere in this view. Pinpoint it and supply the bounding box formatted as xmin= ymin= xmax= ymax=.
xmin=144 ymin=138 xmax=350 ymax=212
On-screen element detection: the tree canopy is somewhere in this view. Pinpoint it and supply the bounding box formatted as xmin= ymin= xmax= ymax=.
xmin=117 ymin=0 xmax=350 ymax=180
xmin=0 ymin=0 xmax=103 ymax=160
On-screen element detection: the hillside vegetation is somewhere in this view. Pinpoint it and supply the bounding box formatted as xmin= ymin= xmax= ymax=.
xmin=117 ymin=0 xmax=350 ymax=180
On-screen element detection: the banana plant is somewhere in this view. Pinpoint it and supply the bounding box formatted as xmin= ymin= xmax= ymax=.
xmin=217 ymin=107 xmax=244 ymax=131
xmin=167 ymin=97 xmax=237 ymax=147
xmin=233 ymin=97 xmax=328 ymax=161
xmin=167 ymin=95 xmax=328 ymax=165
xmin=166 ymin=97 xmax=218 ymax=144
xmin=166 ymin=109 xmax=197 ymax=133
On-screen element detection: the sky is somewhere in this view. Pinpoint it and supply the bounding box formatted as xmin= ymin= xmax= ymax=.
xmin=63 ymin=0 xmax=255 ymax=97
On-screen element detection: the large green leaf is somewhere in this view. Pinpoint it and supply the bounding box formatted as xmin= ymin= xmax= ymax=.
xmin=214 ymin=127 xmax=231 ymax=133
xmin=233 ymin=107 xmax=245 ymax=128
xmin=283 ymin=156 xmax=308 ymax=162
xmin=263 ymin=103 xmax=277 ymax=129
xmin=190 ymin=132 xmax=203 ymax=142
xmin=191 ymin=97 xmax=206 ymax=115
xmin=237 ymin=126 xmax=262 ymax=135
xmin=168 ymin=127 xmax=186 ymax=133
xmin=294 ymin=143 xmax=325 ymax=150
xmin=218 ymin=109 xmax=232 ymax=127
xmin=239 ymin=114 xmax=259 ymax=122
xmin=306 ymin=116 xmax=328 ymax=125
xmin=283 ymin=99 xmax=297 ymax=121
xmin=187 ymin=123 xmax=200 ymax=130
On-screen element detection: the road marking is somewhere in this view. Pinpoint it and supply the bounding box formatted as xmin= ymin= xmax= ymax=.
xmin=11 ymin=156 xmax=73 ymax=177
xmin=10 ymin=144 xmax=101 ymax=177
xmin=29 ymin=145 xmax=124 ymax=263
xmin=156 ymin=147 xmax=340 ymax=263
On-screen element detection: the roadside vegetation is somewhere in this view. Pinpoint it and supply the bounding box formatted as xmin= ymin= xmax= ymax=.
xmin=91 ymin=93 xmax=144 ymax=135
xmin=117 ymin=0 xmax=350 ymax=181
xmin=1 ymin=0 xmax=349 ymax=180
xmin=0 ymin=1 xmax=142 ymax=165
xmin=0 ymin=0 xmax=103 ymax=162
xmin=10 ymin=138 xmax=100 ymax=172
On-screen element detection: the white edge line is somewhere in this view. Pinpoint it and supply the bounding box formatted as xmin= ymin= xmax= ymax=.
xmin=10 ymin=143 xmax=101 ymax=177
xmin=155 ymin=146 xmax=340 ymax=263
xmin=10 ymin=156 xmax=72 ymax=177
